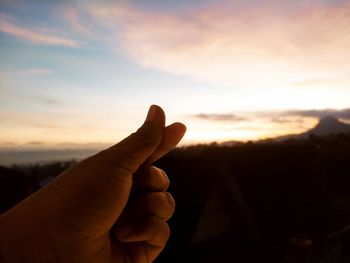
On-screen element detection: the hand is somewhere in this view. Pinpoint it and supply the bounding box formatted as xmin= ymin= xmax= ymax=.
xmin=0 ymin=105 xmax=186 ymax=263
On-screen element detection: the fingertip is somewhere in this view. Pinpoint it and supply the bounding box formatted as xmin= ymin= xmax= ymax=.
xmin=146 ymin=105 xmax=165 ymax=121
xmin=146 ymin=122 xmax=186 ymax=163
xmin=171 ymin=122 xmax=187 ymax=138
xmin=142 ymin=105 xmax=166 ymax=134
xmin=174 ymin=122 xmax=186 ymax=130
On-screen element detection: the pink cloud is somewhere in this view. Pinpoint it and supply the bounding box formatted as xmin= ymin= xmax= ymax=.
xmin=65 ymin=1 xmax=350 ymax=89
xmin=119 ymin=2 xmax=350 ymax=85
xmin=57 ymin=0 xmax=350 ymax=112
xmin=63 ymin=7 xmax=93 ymax=36
xmin=0 ymin=14 xmax=79 ymax=47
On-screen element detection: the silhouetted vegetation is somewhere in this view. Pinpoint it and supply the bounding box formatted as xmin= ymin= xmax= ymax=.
xmin=1 ymin=133 xmax=350 ymax=262
xmin=11 ymin=160 xmax=77 ymax=186
xmin=152 ymin=133 xmax=350 ymax=262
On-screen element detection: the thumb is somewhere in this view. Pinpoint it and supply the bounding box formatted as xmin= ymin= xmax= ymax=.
xmin=34 ymin=105 xmax=165 ymax=234
xmin=91 ymin=105 xmax=165 ymax=173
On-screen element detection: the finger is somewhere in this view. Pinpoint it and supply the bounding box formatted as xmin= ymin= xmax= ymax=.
xmin=115 ymin=215 xmax=171 ymax=262
xmin=127 ymin=192 xmax=175 ymax=221
xmin=89 ymin=105 xmax=165 ymax=175
xmin=147 ymin=122 xmax=186 ymax=164
xmin=133 ymin=166 xmax=169 ymax=192
xmin=49 ymin=105 xmax=166 ymax=229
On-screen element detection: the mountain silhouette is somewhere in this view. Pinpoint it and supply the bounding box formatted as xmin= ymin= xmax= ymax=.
xmin=259 ymin=116 xmax=350 ymax=143
xmin=307 ymin=116 xmax=350 ymax=136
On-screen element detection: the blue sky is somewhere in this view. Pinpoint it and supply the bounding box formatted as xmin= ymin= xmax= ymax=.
xmin=1 ymin=0 xmax=350 ymax=149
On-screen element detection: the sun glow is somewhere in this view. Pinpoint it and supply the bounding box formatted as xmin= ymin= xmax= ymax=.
xmin=0 ymin=0 xmax=350 ymax=150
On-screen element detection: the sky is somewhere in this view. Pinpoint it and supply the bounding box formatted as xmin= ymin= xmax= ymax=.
xmin=1 ymin=0 xmax=350 ymax=150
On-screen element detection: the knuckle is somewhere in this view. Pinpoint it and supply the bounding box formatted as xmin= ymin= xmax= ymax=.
xmin=134 ymin=126 xmax=158 ymax=147
xmin=93 ymin=148 xmax=134 ymax=175
xmin=164 ymin=192 xmax=175 ymax=210
xmin=149 ymin=216 xmax=170 ymax=238
xmin=145 ymin=192 xmax=175 ymax=220
xmin=149 ymin=166 xmax=170 ymax=190
xmin=162 ymin=222 xmax=171 ymax=239
xmin=160 ymin=169 xmax=170 ymax=188
xmin=159 ymin=192 xmax=175 ymax=219
xmin=153 ymin=192 xmax=175 ymax=209
xmin=148 ymin=165 xmax=160 ymax=176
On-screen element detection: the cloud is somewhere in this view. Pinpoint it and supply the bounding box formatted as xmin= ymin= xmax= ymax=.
xmin=283 ymin=108 xmax=350 ymax=120
xmin=42 ymin=98 xmax=60 ymax=105
xmin=59 ymin=1 xmax=350 ymax=94
xmin=0 ymin=13 xmax=80 ymax=47
xmin=271 ymin=117 xmax=305 ymax=124
xmin=81 ymin=1 xmax=350 ymax=86
xmin=0 ymin=68 xmax=54 ymax=77
xmin=292 ymin=76 xmax=350 ymax=89
xmin=63 ymin=8 xmax=93 ymax=36
xmin=192 ymin=107 xmax=350 ymax=125
xmin=194 ymin=113 xmax=246 ymax=122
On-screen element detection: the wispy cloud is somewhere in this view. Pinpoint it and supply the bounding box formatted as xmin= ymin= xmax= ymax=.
xmin=0 ymin=68 xmax=54 ymax=77
xmin=194 ymin=113 xmax=246 ymax=122
xmin=56 ymin=0 xmax=350 ymax=116
xmin=42 ymin=98 xmax=60 ymax=105
xmin=292 ymin=76 xmax=350 ymax=89
xmin=0 ymin=13 xmax=80 ymax=47
xmin=270 ymin=117 xmax=305 ymax=124
xmin=68 ymin=1 xmax=350 ymax=88
xmin=283 ymin=108 xmax=350 ymax=120
xmin=63 ymin=8 xmax=93 ymax=36
xmin=192 ymin=107 xmax=350 ymax=125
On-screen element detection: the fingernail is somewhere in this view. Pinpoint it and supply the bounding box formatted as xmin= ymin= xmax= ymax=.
xmin=145 ymin=105 xmax=160 ymax=123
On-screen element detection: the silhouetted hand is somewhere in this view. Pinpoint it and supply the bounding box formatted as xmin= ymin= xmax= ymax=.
xmin=0 ymin=105 xmax=186 ymax=263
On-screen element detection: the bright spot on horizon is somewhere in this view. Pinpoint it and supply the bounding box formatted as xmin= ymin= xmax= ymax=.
xmin=0 ymin=0 xmax=350 ymax=149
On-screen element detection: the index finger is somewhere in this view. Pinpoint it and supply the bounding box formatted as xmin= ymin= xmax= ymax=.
xmin=147 ymin=122 xmax=186 ymax=164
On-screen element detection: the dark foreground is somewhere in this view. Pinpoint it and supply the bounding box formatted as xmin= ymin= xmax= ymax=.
xmin=1 ymin=134 xmax=350 ymax=262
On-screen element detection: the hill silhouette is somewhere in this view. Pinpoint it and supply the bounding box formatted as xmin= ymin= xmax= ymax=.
xmin=1 ymin=116 xmax=350 ymax=166
xmin=263 ymin=116 xmax=350 ymax=143
xmin=308 ymin=116 xmax=350 ymax=136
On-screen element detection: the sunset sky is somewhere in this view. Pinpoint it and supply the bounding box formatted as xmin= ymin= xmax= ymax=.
xmin=1 ymin=0 xmax=350 ymax=149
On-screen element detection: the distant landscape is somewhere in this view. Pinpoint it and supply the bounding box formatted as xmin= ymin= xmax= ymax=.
xmin=1 ymin=116 xmax=350 ymax=166
xmin=0 ymin=148 xmax=99 ymax=166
